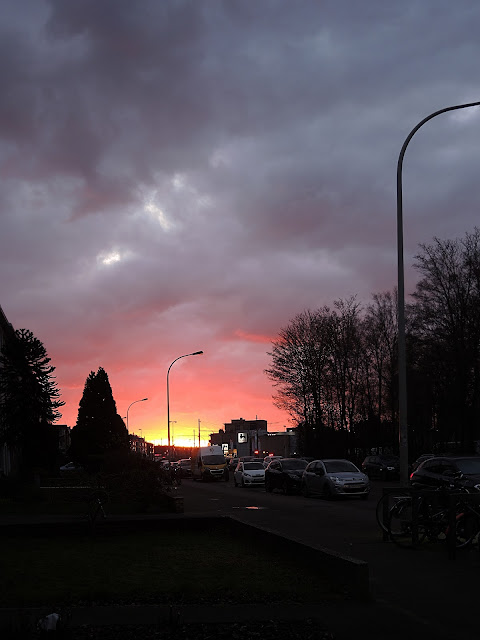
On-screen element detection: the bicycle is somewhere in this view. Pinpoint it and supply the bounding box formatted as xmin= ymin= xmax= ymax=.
xmin=376 ymin=487 xmax=412 ymax=535
xmin=448 ymin=492 xmax=480 ymax=549
xmin=386 ymin=485 xmax=476 ymax=549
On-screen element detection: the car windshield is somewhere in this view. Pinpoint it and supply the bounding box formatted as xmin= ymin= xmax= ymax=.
xmin=202 ymin=455 xmax=225 ymax=465
xmin=324 ymin=460 xmax=359 ymax=473
xmin=282 ymin=459 xmax=307 ymax=470
xmin=244 ymin=463 xmax=264 ymax=470
xmin=454 ymin=458 xmax=480 ymax=475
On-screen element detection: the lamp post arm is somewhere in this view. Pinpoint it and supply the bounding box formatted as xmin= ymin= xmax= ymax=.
xmin=396 ymin=100 xmax=480 ymax=486
xmin=126 ymin=397 xmax=148 ymax=433
xmin=167 ymin=351 xmax=203 ymax=450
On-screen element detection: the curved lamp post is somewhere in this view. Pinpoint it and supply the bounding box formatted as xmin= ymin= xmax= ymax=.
xmin=397 ymin=100 xmax=480 ymax=485
xmin=126 ymin=397 xmax=148 ymax=433
xmin=167 ymin=351 xmax=203 ymax=451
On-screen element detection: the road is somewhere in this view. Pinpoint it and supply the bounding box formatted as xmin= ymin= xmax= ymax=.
xmin=179 ymin=474 xmax=385 ymax=557
xmin=177 ymin=475 xmax=480 ymax=640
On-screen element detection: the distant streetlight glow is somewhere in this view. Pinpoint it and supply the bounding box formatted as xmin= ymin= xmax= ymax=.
xmin=167 ymin=351 xmax=203 ymax=450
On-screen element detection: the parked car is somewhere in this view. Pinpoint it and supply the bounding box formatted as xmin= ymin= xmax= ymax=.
xmin=263 ymin=455 xmax=283 ymax=468
xmin=177 ymin=458 xmax=192 ymax=478
xmin=234 ymin=461 xmax=265 ymax=487
xmin=409 ymin=453 xmax=435 ymax=474
xmin=59 ymin=462 xmax=83 ymax=473
xmin=301 ymin=459 xmax=370 ymax=499
xmin=264 ymin=458 xmax=308 ymax=494
xmin=409 ymin=455 xmax=480 ymax=491
xmin=361 ymin=454 xmax=400 ymax=480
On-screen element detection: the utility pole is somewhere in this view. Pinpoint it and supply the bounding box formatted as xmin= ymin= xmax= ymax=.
xmin=198 ymin=419 xmax=201 ymax=447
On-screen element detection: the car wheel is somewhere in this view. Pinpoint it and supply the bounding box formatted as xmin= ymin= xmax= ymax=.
xmin=265 ymin=480 xmax=272 ymax=493
xmin=282 ymin=480 xmax=289 ymax=495
xmin=241 ymin=478 xmax=246 ymax=488
xmin=301 ymin=482 xmax=310 ymax=498
xmin=324 ymin=485 xmax=334 ymax=500
xmin=234 ymin=478 xmax=238 ymax=487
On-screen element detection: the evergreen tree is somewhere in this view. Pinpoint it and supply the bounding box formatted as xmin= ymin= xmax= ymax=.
xmin=69 ymin=367 xmax=129 ymax=463
xmin=0 ymin=328 xmax=64 ymax=473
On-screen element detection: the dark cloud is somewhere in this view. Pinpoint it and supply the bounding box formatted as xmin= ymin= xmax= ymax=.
xmin=1 ymin=0 xmax=480 ymax=438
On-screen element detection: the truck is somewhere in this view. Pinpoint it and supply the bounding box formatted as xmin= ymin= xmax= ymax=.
xmin=191 ymin=445 xmax=229 ymax=482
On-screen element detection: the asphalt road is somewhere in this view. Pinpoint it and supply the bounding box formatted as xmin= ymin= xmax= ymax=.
xmin=179 ymin=474 xmax=385 ymax=555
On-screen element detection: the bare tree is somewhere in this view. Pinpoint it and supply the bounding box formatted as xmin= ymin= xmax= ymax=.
xmin=411 ymin=228 xmax=480 ymax=449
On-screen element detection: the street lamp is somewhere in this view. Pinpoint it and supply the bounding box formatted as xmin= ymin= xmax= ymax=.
xmin=167 ymin=351 xmax=203 ymax=450
xmin=126 ymin=397 xmax=148 ymax=433
xmin=396 ymin=100 xmax=480 ymax=486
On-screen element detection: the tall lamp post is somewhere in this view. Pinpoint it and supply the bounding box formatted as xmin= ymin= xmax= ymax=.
xmin=167 ymin=351 xmax=203 ymax=451
xmin=397 ymin=100 xmax=480 ymax=486
xmin=126 ymin=397 xmax=148 ymax=433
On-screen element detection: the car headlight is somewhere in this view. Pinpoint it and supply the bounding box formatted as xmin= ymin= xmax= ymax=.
xmin=474 ymin=484 xmax=480 ymax=492
xmin=244 ymin=473 xmax=252 ymax=477
xmin=330 ymin=476 xmax=343 ymax=485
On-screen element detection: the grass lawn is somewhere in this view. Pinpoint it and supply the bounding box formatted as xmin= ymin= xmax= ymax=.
xmin=0 ymin=528 xmax=338 ymax=608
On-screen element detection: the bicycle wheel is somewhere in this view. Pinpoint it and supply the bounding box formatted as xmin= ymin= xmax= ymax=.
xmin=376 ymin=490 xmax=411 ymax=534
xmin=454 ymin=512 xmax=480 ymax=548
xmin=388 ymin=499 xmax=427 ymax=548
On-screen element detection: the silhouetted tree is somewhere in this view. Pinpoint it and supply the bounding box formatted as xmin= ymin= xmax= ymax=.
xmin=410 ymin=228 xmax=480 ymax=450
xmin=0 ymin=328 xmax=64 ymax=474
xmin=69 ymin=367 xmax=129 ymax=465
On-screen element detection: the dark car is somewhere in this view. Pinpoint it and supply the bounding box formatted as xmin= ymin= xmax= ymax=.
xmin=177 ymin=458 xmax=192 ymax=478
xmin=264 ymin=457 xmax=308 ymax=494
xmin=361 ymin=454 xmax=400 ymax=480
xmin=409 ymin=455 xmax=480 ymax=491
xmin=409 ymin=453 xmax=435 ymax=474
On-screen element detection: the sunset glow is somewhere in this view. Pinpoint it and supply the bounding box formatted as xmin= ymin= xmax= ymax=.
xmin=1 ymin=1 xmax=479 ymax=450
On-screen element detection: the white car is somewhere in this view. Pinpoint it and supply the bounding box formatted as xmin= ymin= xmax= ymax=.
xmin=234 ymin=461 xmax=265 ymax=487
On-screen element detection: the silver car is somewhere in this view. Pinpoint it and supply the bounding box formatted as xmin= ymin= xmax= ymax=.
xmin=301 ymin=459 xmax=370 ymax=499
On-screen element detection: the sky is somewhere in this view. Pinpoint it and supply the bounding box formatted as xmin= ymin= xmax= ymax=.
xmin=2 ymin=0 xmax=480 ymax=447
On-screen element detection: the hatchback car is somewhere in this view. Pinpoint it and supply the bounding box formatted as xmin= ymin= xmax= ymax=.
xmin=302 ymin=459 xmax=370 ymax=499
xmin=362 ymin=454 xmax=400 ymax=480
xmin=177 ymin=458 xmax=192 ymax=478
xmin=264 ymin=458 xmax=308 ymax=494
xmin=234 ymin=461 xmax=265 ymax=487
xmin=409 ymin=455 xmax=480 ymax=491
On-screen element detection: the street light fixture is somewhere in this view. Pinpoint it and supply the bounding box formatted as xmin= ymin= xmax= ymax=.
xmin=396 ymin=100 xmax=480 ymax=486
xmin=167 ymin=351 xmax=203 ymax=451
xmin=126 ymin=397 xmax=148 ymax=433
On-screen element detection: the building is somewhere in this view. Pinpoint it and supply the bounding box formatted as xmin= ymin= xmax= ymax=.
xmin=130 ymin=434 xmax=154 ymax=459
xmin=0 ymin=305 xmax=16 ymax=476
xmin=210 ymin=418 xmax=298 ymax=458
xmin=52 ymin=424 xmax=71 ymax=454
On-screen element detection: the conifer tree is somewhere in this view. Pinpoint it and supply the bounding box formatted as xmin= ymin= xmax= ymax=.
xmin=69 ymin=367 xmax=129 ymax=462
xmin=0 ymin=328 xmax=64 ymax=473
